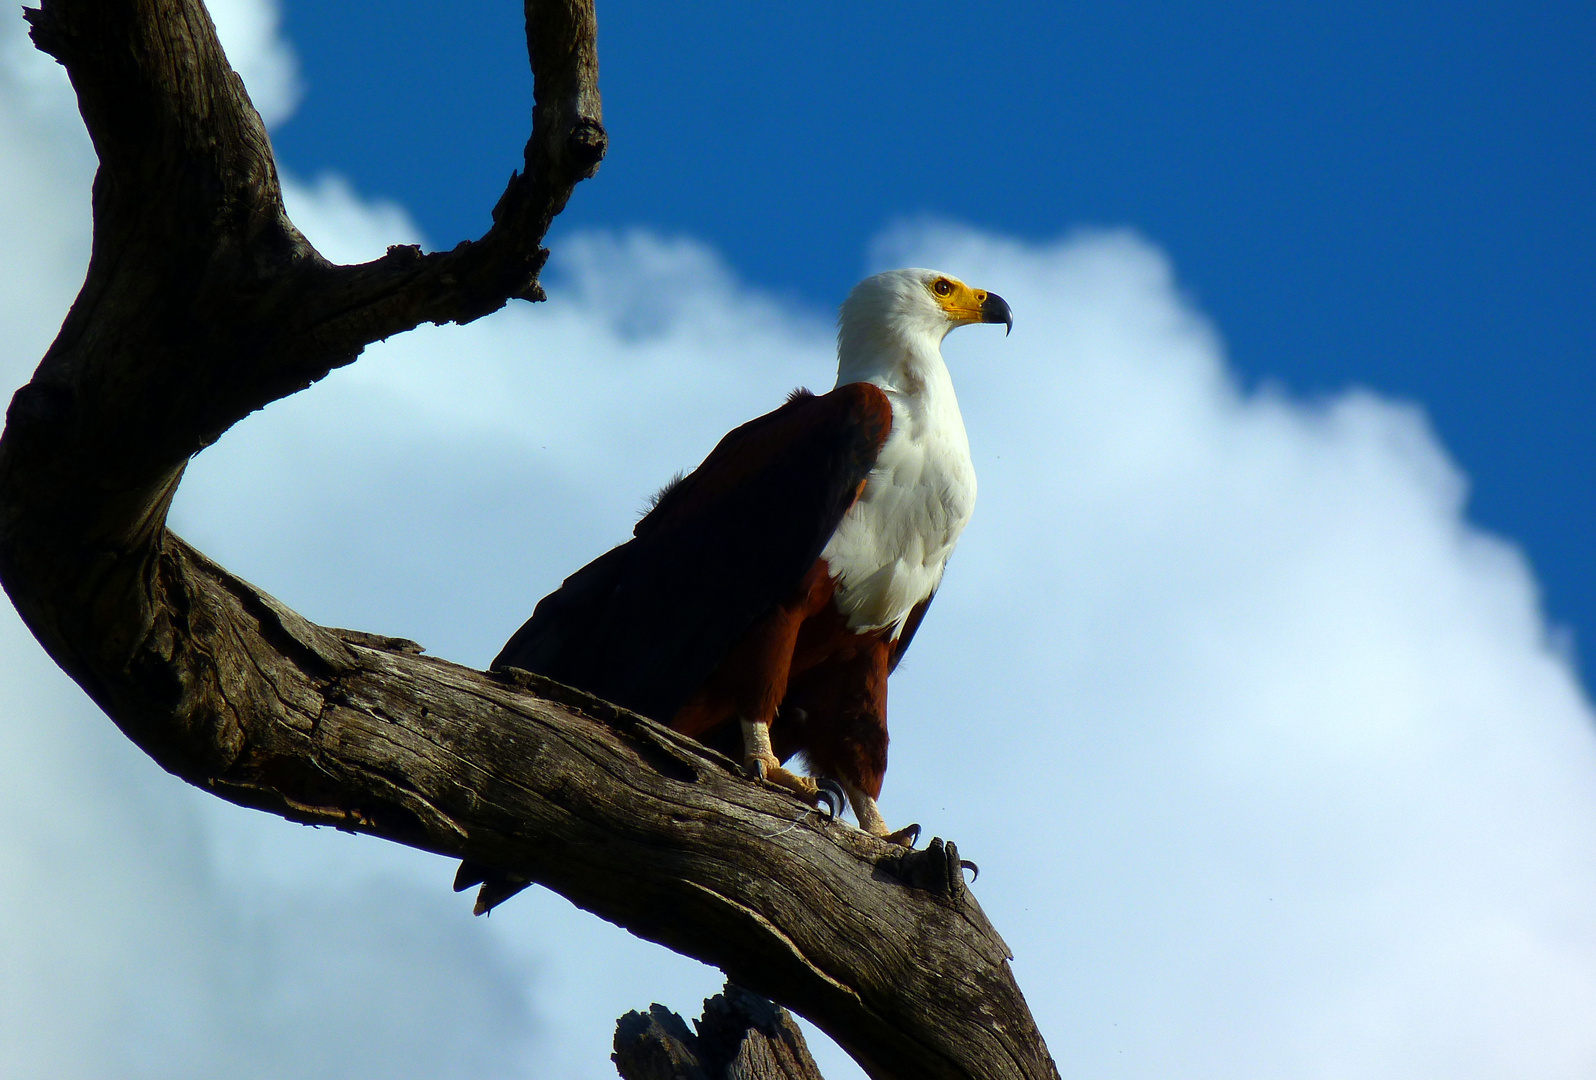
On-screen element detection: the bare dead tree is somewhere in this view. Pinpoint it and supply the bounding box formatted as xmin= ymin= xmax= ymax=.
xmin=0 ymin=3 xmax=1059 ymax=1078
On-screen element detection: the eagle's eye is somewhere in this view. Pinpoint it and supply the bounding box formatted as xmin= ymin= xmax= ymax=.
xmin=931 ymin=278 xmax=953 ymax=297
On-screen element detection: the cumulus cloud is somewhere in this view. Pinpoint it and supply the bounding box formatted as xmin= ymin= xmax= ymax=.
xmin=205 ymin=0 xmax=302 ymax=128
xmin=870 ymin=222 xmax=1596 ymax=1078
xmin=0 ymin=19 xmax=91 ymax=390
xmin=6 ymin=3 xmax=1596 ymax=1080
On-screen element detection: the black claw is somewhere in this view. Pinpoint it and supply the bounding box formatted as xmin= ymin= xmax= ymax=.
xmin=959 ymin=859 xmax=980 ymax=883
xmin=744 ymin=758 xmax=768 ymax=781
xmin=815 ymin=778 xmax=847 ymax=820
xmin=890 ymin=836 xmax=969 ymax=897
xmin=891 ymin=822 xmax=922 ymax=848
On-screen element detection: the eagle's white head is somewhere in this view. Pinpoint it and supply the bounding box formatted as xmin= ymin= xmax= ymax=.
xmin=834 ymin=268 xmax=1011 ymax=390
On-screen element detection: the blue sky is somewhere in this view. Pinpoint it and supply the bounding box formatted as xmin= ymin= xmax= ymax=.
xmin=6 ymin=3 xmax=1596 ymax=1079
xmin=274 ymin=0 xmax=1596 ymax=679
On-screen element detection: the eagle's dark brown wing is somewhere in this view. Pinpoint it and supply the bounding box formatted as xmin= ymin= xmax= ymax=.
xmin=492 ymin=381 xmax=893 ymax=724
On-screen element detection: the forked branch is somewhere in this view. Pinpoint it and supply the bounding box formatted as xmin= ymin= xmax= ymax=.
xmin=0 ymin=3 xmax=1058 ymax=1078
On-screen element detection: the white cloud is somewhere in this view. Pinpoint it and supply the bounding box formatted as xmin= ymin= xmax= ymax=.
xmin=206 ymin=0 xmax=302 ymax=128
xmin=6 ymin=4 xmax=1596 ymax=1080
xmin=868 ymin=223 xmax=1596 ymax=1078
xmin=0 ymin=21 xmax=92 ymax=391
xmin=281 ymin=172 xmax=424 ymax=264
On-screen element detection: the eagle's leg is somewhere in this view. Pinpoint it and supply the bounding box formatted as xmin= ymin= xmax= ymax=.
xmin=779 ymin=638 xmax=920 ymax=845
xmin=741 ymin=718 xmax=826 ymax=803
xmin=841 ymin=780 xmax=920 ymax=847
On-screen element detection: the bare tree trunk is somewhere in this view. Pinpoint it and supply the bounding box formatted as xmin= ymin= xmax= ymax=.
xmin=614 ymin=983 xmax=825 ymax=1080
xmin=0 ymin=3 xmax=1059 ymax=1078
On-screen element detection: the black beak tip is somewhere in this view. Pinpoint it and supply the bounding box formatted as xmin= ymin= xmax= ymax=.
xmin=981 ymin=292 xmax=1013 ymax=336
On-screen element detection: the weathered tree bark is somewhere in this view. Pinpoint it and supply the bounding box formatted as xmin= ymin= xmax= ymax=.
xmin=613 ymin=983 xmax=825 ymax=1080
xmin=0 ymin=3 xmax=1059 ymax=1079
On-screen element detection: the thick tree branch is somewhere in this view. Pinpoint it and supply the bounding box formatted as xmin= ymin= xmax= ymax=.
xmin=0 ymin=3 xmax=1059 ymax=1078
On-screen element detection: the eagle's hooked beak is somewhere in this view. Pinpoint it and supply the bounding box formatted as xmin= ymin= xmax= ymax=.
xmin=937 ymin=277 xmax=1013 ymax=335
xmin=979 ymin=291 xmax=1013 ymax=336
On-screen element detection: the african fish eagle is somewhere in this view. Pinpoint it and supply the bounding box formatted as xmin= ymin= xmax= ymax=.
xmin=457 ymin=268 xmax=1011 ymax=914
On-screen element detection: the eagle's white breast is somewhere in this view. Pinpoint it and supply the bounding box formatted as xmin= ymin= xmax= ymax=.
xmin=822 ymin=383 xmax=976 ymax=636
